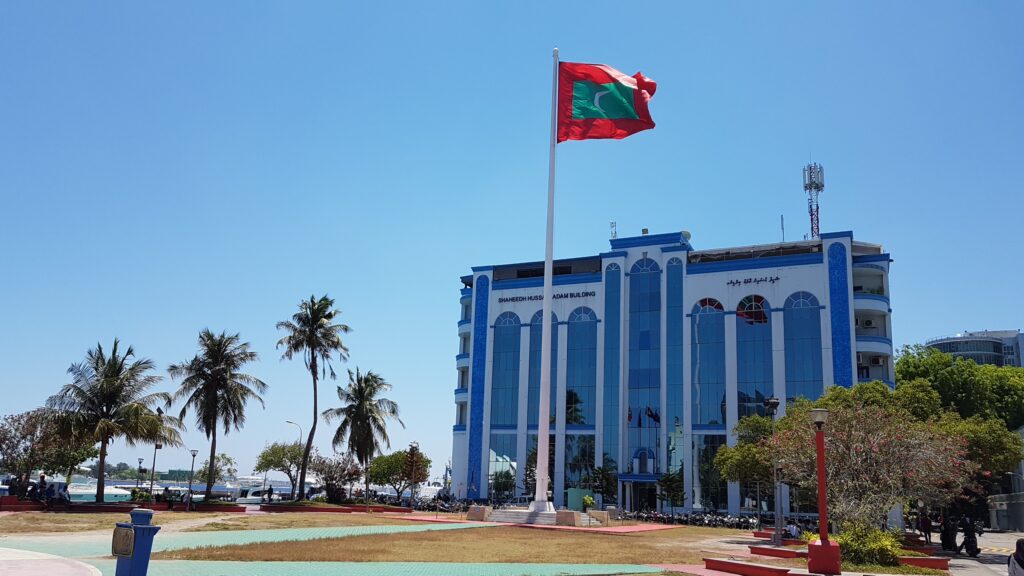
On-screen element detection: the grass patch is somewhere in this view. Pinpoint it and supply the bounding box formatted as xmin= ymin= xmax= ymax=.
xmin=0 ymin=512 xmax=222 ymax=533
xmin=844 ymin=562 xmax=947 ymax=575
xmin=186 ymin=512 xmax=424 ymax=532
xmin=155 ymin=525 xmax=744 ymax=563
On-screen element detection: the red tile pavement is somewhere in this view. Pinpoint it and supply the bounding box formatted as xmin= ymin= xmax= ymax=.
xmin=650 ymin=564 xmax=730 ymax=576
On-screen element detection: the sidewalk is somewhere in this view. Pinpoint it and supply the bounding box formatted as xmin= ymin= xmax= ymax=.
xmin=0 ymin=547 xmax=101 ymax=576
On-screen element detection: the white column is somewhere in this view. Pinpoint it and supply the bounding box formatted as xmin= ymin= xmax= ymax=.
xmin=659 ymin=267 xmax=669 ymax=479
xmin=553 ymin=322 xmax=568 ymax=508
xmin=595 ymin=290 xmax=606 ymax=474
xmin=724 ymin=314 xmax=739 ymax=514
xmin=772 ymin=310 xmax=787 ymax=414
xmin=480 ymin=320 xmax=495 ymax=499
xmin=820 ymin=306 xmax=834 ymax=390
xmin=516 ymin=328 xmax=530 ymax=496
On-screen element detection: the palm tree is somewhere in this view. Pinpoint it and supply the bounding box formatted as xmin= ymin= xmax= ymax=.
xmin=47 ymin=339 xmax=181 ymax=503
xmin=276 ymin=294 xmax=351 ymax=500
xmin=168 ymin=329 xmax=267 ymax=499
xmin=323 ymin=368 xmax=403 ymax=509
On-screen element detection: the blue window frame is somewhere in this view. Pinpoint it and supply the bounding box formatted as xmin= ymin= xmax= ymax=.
xmin=691 ymin=298 xmax=726 ymax=426
xmin=602 ymin=263 xmax=622 ymax=488
xmin=628 ymin=258 xmax=661 ymax=474
xmin=490 ymin=312 xmax=520 ymax=427
xmin=567 ymin=307 xmax=597 ymax=426
xmin=528 ymin=310 xmax=558 ymax=427
xmin=736 ymin=295 xmax=773 ymax=418
xmin=784 ymin=291 xmax=823 ymax=403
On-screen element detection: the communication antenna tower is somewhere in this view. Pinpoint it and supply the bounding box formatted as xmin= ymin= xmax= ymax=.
xmin=803 ymin=163 xmax=824 ymax=239
xmin=609 ymin=221 xmax=617 ymax=239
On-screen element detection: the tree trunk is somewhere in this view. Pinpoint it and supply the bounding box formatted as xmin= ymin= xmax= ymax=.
xmin=365 ymin=460 xmax=371 ymax=513
xmin=297 ymin=356 xmax=319 ymax=501
xmin=205 ymin=429 xmax=217 ymax=500
xmin=96 ymin=438 xmax=108 ymax=503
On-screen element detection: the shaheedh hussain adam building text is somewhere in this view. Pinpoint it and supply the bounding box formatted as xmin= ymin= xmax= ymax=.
xmin=450 ymin=229 xmax=893 ymax=514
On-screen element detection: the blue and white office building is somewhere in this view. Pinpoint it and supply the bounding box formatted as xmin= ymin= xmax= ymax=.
xmin=451 ymin=230 xmax=894 ymax=513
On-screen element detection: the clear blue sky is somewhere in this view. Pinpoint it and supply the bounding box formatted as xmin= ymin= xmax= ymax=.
xmin=2 ymin=1 xmax=1022 ymax=481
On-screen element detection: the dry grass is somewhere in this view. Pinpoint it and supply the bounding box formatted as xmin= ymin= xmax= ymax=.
xmin=0 ymin=512 xmax=222 ymax=534
xmin=155 ymin=525 xmax=745 ymax=564
xmin=187 ymin=513 xmax=424 ymax=532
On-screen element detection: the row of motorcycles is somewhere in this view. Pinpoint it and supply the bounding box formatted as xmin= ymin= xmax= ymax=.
xmin=621 ymin=510 xmax=764 ymax=529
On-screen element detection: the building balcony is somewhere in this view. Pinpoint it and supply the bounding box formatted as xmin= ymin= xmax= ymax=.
xmin=856 ymin=335 xmax=893 ymax=355
xmin=458 ymin=319 xmax=472 ymax=336
xmin=454 ymin=387 xmax=468 ymax=403
xmin=853 ymin=293 xmax=890 ymax=314
xmin=455 ymin=353 xmax=470 ymax=369
xmin=452 ymin=424 xmax=466 ymax=433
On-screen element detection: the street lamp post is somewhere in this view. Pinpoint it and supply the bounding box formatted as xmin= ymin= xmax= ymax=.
xmin=764 ymin=396 xmax=783 ymax=546
xmin=807 ymin=408 xmax=841 ymax=575
xmin=409 ymin=441 xmax=420 ymax=506
xmin=188 ymin=449 xmax=199 ymax=493
xmin=148 ymin=442 xmax=162 ymax=496
xmin=136 ymin=458 xmax=144 ymax=490
xmin=286 ymin=420 xmax=303 ymax=499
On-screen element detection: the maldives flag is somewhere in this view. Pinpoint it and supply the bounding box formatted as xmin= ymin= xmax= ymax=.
xmin=557 ymin=62 xmax=657 ymax=143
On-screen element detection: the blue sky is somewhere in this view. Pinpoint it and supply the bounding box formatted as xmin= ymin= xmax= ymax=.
xmin=2 ymin=1 xmax=1022 ymax=481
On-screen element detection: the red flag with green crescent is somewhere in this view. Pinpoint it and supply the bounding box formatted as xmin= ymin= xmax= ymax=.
xmin=557 ymin=61 xmax=657 ymax=143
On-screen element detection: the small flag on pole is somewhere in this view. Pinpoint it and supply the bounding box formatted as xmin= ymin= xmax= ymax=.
xmin=557 ymin=62 xmax=657 ymax=142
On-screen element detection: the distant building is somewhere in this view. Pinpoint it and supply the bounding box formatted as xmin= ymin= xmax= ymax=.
xmin=926 ymin=330 xmax=1024 ymax=367
xmin=451 ymin=229 xmax=893 ymax=513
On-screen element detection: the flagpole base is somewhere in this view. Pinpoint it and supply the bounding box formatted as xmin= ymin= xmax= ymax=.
xmin=528 ymin=500 xmax=555 ymax=513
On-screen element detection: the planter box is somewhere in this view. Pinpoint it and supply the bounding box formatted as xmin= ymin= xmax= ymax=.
xmin=705 ymin=558 xmax=791 ymax=576
xmin=260 ymin=504 xmax=353 ymax=513
xmin=466 ymin=505 xmax=492 ymax=521
xmin=194 ymin=504 xmax=246 ymax=513
xmin=898 ymin=556 xmax=949 ymax=570
xmin=748 ymin=545 xmax=808 ymax=559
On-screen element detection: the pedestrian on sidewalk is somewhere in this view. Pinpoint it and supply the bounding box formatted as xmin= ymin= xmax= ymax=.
xmin=919 ymin=513 xmax=933 ymax=545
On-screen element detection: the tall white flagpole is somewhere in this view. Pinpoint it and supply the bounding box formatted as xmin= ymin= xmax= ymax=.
xmin=530 ymin=47 xmax=559 ymax=513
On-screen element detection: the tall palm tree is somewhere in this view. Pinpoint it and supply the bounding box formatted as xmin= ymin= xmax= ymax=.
xmin=168 ymin=329 xmax=267 ymax=499
xmin=323 ymin=368 xmax=403 ymax=508
xmin=276 ymin=294 xmax=351 ymax=500
xmin=47 ymin=339 xmax=181 ymax=503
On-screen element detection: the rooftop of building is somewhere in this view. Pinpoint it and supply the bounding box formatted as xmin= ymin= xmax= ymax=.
xmin=461 ymin=229 xmax=887 ymax=288
xmin=927 ymin=330 xmax=1023 ymax=344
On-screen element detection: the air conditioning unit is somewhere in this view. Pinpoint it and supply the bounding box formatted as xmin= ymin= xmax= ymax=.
xmin=871 ymin=357 xmax=885 ymax=366
xmin=856 ymin=353 xmax=864 ymax=365
xmin=855 ymin=318 xmax=861 ymax=328
xmin=864 ymin=319 xmax=875 ymax=328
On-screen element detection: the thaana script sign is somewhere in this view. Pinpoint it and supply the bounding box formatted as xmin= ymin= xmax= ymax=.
xmin=112 ymin=525 xmax=135 ymax=557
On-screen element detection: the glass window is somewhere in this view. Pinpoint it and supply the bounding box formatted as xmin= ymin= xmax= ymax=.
xmin=692 ymin=434 xmax=727 ymax=511
xmin=526 ymin=434 xmax=555 ymax=500
xmin=628 ymin=258 xmax=661 ymax=474
xmin=563 ymin=434 xmax=596 ymax=503
xmin=490 ymin=312 xmax=520 ymax=427
xmin=567 ymin=307 xmax=598 ymax=426
xmin=784 ymin=292 xmax=823 ymax=403
xmin=691 ymin=298 xmax=726 ymax=426
xmin=736 ymin=295 xmax=772 ymax=418
xmin=528 ymin=311 xmax=558 ymax=427
xmin=488 ymin=433 xmax=517 ymax=500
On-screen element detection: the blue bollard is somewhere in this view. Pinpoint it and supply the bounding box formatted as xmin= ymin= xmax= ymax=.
xmin=114 ymin=508 xmax=161 ymax=576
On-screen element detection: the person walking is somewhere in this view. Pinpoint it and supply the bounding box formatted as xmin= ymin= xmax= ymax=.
xmin=919 ymin=513 xmax=933 ymax=545
xmin=957 ymin=516 xmax=981 ymax=557
xmin=181 ymin=489 xmax=191 ymax=512
xmin=1008 ymin=539 xmax=1024 ymax=576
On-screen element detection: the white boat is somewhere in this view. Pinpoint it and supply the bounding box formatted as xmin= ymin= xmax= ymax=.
xmin=67 ymin=482 xmax=132 ymax=503
xmin=235 ymin=487 xmax=278 ymax=504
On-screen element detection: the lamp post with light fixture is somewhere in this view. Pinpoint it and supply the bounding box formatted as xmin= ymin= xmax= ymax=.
xmin=764 ymin=396 xmax=783 ymax=546
xmin=807 ymin=408 xmax=841 ymax=575
xmin=188 ymin=449 xmax=199 ymax=493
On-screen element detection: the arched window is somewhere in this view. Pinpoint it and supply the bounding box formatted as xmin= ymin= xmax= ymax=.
xmin=784 ymin=292 xmax=823 ymax=403
xmin=691 ymin=298 xmax=725 ymax=426
xmin=602 ymin=262 xmax=622 ymax=490
xmin=490 ymin=312 xmax=521 ymax=427
xmin=606 ymin=262 xmax=621 ymax=272
xmin=628 ymin=257 xmax=660 ymax=476
xmin=666 ymin=258 xmax=684 ymax=476
xmin=566 ymin=307 xmax=597 ymax=426
xmin=527 ymin=310 xmax=558 ymax=427
xmin=736 ymin=295 xmax=772 ymax=418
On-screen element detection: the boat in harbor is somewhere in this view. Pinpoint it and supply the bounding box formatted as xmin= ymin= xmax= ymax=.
xmin=67 ymin=482 xmax=132 ymax=503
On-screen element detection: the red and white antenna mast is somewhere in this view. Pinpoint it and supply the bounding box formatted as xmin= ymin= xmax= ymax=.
xmin=803 ymin=163 xmax=824 ymax=239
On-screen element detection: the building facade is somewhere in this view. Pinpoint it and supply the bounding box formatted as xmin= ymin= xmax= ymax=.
xmin=926 ymin=330 xmax=1024 ymax=367
xmin=451 ymin=230 xmax=893 ymax=513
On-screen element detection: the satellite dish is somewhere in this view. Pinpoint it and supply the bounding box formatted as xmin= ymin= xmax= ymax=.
xmin=682 ymin=230 xmax=692 ymax=241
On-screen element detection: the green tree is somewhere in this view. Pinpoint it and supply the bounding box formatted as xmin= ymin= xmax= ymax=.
xmin=715 ymin=415 xmax=773 ymax=486
xmin=0 ymin=410 xmax=98 ymax=479
xmin=936 ymin=413 xmax=1024 ymax=476
xmin=254 ymin=442 xmax=304 ymax=498
xmin=277 ymin=295 xmax=351 ymax=500
xmin=195 ymin=453 xmax=237 ymax=485
xmin=47 ymin=340 xmax=181 ymax=502
xmin=491 ymin=469 xmax=515 ymax=502
xmin=978 ymin=364 xmax=1024 ymax=429
xmin=590 ymin=457 xmax=618 ymax=506
xmin=322 ymin=368 xmax=403 ymax=510
xmin=656 ymin=469 xmax=685 ymax=508
xmin=366 ymin=449 xmax=430 ymax=501
xmin=893 ymin=378 xmax=943 ymax=421
xmin=168 ymin=330 xmax=267 ymax=499
xmin=895 ymin=345 xmax=992 ymax=417
xmin=309 ymin=451 xmax=362 ymax=503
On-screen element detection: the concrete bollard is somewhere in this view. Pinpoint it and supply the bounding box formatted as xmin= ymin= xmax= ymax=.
xmin=114 ymin=508 xmax=161 ymax=576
